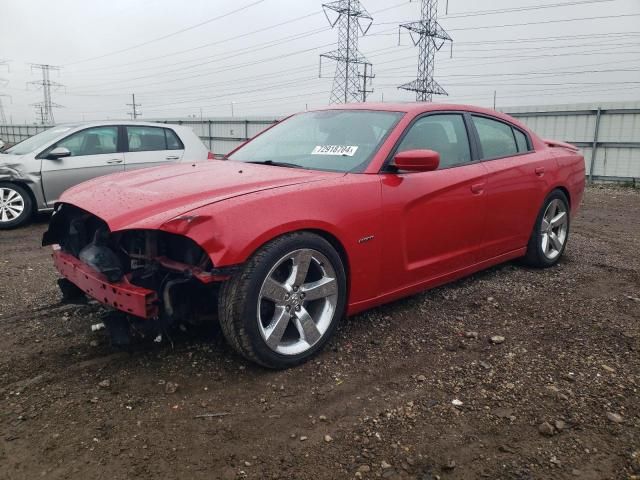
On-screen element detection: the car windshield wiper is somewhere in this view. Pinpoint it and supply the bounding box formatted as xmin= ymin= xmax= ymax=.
xmin=246 ymin=160 xmax=305 ymax=169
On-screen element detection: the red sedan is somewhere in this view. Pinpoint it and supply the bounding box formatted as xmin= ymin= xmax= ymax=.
xmin=43 ymin=103 xmax=585 ymax=368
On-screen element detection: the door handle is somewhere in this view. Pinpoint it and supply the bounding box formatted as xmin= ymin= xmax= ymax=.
xmin=535 ymin=167 xmax=545 ymax=176
xmin=106 ymin=159 xmax=123 ymax=164
xmin=166 ymin=155 xmax=180 ymax=160
xmin=471 ymin=183 xmax=485 ymax=194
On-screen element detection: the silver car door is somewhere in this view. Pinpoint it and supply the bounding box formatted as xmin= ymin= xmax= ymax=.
xmin=40 ymin=126 xmax=124 ymax=206
xmin=124 ymin=125 xmax=184 ymax=171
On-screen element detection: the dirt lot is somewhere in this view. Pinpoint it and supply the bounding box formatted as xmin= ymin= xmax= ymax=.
xmin=1 ymin=186 xmax=639 ymax=480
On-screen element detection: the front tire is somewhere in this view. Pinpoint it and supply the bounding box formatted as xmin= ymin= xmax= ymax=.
xmin=0 ymin=182 xmax=33 ymax=229
xmin=218 ymin=232 xmax=347 ymax=369
xmin=523 ymin=189 xmax=570 ymax=268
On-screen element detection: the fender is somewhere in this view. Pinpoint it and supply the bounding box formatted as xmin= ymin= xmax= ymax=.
xmin=159 ymin=174 xmax=384 ymax=305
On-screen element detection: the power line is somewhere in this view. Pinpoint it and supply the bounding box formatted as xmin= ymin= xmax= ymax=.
xmin=72 ymin=30 xmax=333 ymax=87
xmin=71 ymin=12 xmax=325 ymax=74
xmin=374 ymin=47 xmax=640 ymax=76
xmin=444 ymin=0 xmax=614 ymax=17
xmin=64 ymin=0 xmax=266 ymax=66
xmin=70 ymin=81 xmax=640 ymax=118
xmin=67 ymin=1 xmax=409 ymax=75
xmin=65 ymin=16 xmax=640 ymax=96
xmin=70 ymin=27 xmax=331 ymax=80
xmin=367 ymin=13 xmax=640 ymax=36
xmin=61 ymin=36 xmax=638 ymax=102
xmin=375 ymin=0 xmax=614 ymax=23
xmin=436 ymin=31 xmax=640 ymax=46
xmin=144 ymin=76 xmax=320 ymax=109
xmin=136 ymin=59 xmax=640 ymax=111
xmin=61 ymin=44 xmax=640 ymax=106
xmin=73 ymin=42 xmax=337 ymax=92
xmin=68 ymin=4 xmax=411 ymax=97
xmin=58 ymin=31 xmax=639 ymax=98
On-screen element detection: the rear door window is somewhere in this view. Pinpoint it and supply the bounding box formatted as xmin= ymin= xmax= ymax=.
xmin=472 ymin=116 xmax=519 ymax=159
xmin=127 ymin=126 xmax=168 ymax=152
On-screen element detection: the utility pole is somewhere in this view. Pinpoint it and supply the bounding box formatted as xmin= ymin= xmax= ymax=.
xmin=0 ymin=95 xmax=12 ymax=125
xmin=320 ymin=0 xmax=373 ymax=104
xmin=28 ymin=64 xmax=63 ymax=124
xmin=0 ymin=96 xmax=7 ymax=125
xmin=493 ymin=90 xmax=497 ymax=109
xmin=358 ymin=62 xmax=375 ymax=102
xmin=126 ymin=93 xmax=141 ymax=119
xmin=36 ymin=104 xmax=46 ymax=125
xmin=0 ymin=60 xmax=8 ymax=125
xmin=398 ymin=0 xmax=452 ymax=102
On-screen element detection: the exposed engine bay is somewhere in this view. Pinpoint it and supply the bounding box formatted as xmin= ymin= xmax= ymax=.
xmin=43 ymin=203 xmax=235 ymax=345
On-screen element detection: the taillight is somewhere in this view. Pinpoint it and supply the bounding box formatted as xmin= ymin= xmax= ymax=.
xmin=207 ymin=151 xmax=215 ymax=160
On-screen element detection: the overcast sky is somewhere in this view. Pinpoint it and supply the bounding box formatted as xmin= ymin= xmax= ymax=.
xmin=1 ymin=0 xmax=639 ymax=124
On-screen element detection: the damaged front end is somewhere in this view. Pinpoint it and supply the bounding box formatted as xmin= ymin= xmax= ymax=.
xmin=43 ymin=203 xmax=235 ymax=343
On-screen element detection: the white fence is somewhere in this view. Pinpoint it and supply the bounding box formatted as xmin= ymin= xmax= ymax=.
xmin=504 ymin=102 xmax=640 ymax=184
xmin=155 ymin=117 xmax=279 ymax=155
xmin=0 ymin=118 xmax=279 ymax=156
xmin=2 ymin=102 xmax=639 ymax=184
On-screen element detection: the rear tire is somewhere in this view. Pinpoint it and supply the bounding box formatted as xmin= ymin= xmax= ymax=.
xmin=218 ymin=232 xmax=347 ymax=369
xmin=0 ymin=182 xmax=33 ymax=229
xmin=523 ymin=189 xmax=570 ymax=268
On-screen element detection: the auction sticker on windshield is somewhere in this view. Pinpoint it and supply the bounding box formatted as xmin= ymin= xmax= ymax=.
xmin=311 ymin=145 xmax=359 ymax=156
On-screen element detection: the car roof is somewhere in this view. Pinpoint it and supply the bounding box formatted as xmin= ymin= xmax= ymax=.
xmin=314 ymin=102 xmax=530 ymax=132
xmin=54 ymin=120 xmax=182 ymax=129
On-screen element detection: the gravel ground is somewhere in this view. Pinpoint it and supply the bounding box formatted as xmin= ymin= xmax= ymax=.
xmin=1 ymin=186 xmax=639 ymax=480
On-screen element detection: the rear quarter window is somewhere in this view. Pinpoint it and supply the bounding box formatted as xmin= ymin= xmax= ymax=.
xmin=165 ymin=129 xmax=183 ymax=150
xmin=513 ymin=128 xmax=531 ymax=153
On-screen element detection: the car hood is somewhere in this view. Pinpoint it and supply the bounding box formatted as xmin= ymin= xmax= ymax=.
xmin=59 ymin=160 xmax=341 ymax=231
xmin=0 ymin=152 xmax=24 ymax=165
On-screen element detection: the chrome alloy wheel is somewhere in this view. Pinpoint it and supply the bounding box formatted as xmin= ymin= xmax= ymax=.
xmin=0 ymin=187 xmax=25 ymax=223
xmin=257 ymin=248 xmax=338 ymax=355
xmin=540 ymin=198 xmax=568 ymax=260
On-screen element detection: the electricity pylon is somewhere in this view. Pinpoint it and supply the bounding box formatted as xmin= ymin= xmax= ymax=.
xmin=28 ymin=64 xmax=63 ymax=124
xmin=320 ymin=0 xmax=373 ymax=104
xmin=398 ymin=0 xmax=452 ymax=102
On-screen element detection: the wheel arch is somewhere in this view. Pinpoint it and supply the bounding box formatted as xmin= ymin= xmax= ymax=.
xmin=305 ymin=228 xmax=351 ymax=281
xmin=250 ymin=226 xmax=350 ymax=284
xmin=525 ymin=185 xmax=572 ymax=248
xmin=552 ymin=185 xmax=571 ymax=207
xmin=0 ymin=180 xmax=37 ymax=215
xmin=226 ymin=225 xmax=352 ymax=284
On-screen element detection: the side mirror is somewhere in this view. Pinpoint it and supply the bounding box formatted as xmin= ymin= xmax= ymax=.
xmin=47 ymin=147 xmax=72 ymax=160
xmin=392 ymin=149 xmax=440 ymax=172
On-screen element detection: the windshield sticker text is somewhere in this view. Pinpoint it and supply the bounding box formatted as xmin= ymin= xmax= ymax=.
xmin=311 ymin=145 xmax=359 ymax=156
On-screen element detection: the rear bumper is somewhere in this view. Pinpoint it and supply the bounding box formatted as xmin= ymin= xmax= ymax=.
xmin=52 ymin=246 xmax=159 ymax=319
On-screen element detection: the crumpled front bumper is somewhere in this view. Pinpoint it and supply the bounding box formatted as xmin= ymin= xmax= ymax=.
xmin=52 ymin=246 xmax=159 ymax=319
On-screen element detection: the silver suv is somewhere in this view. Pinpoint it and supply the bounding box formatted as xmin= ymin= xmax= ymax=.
xmin=0 ymin=121 xmax=210 ymax=228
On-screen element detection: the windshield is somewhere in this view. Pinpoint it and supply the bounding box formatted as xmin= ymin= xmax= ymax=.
xmin=5 ymin=126 xmax=77 ymax=156
xmin=227 ymin=110 xmax=403 ymax=173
